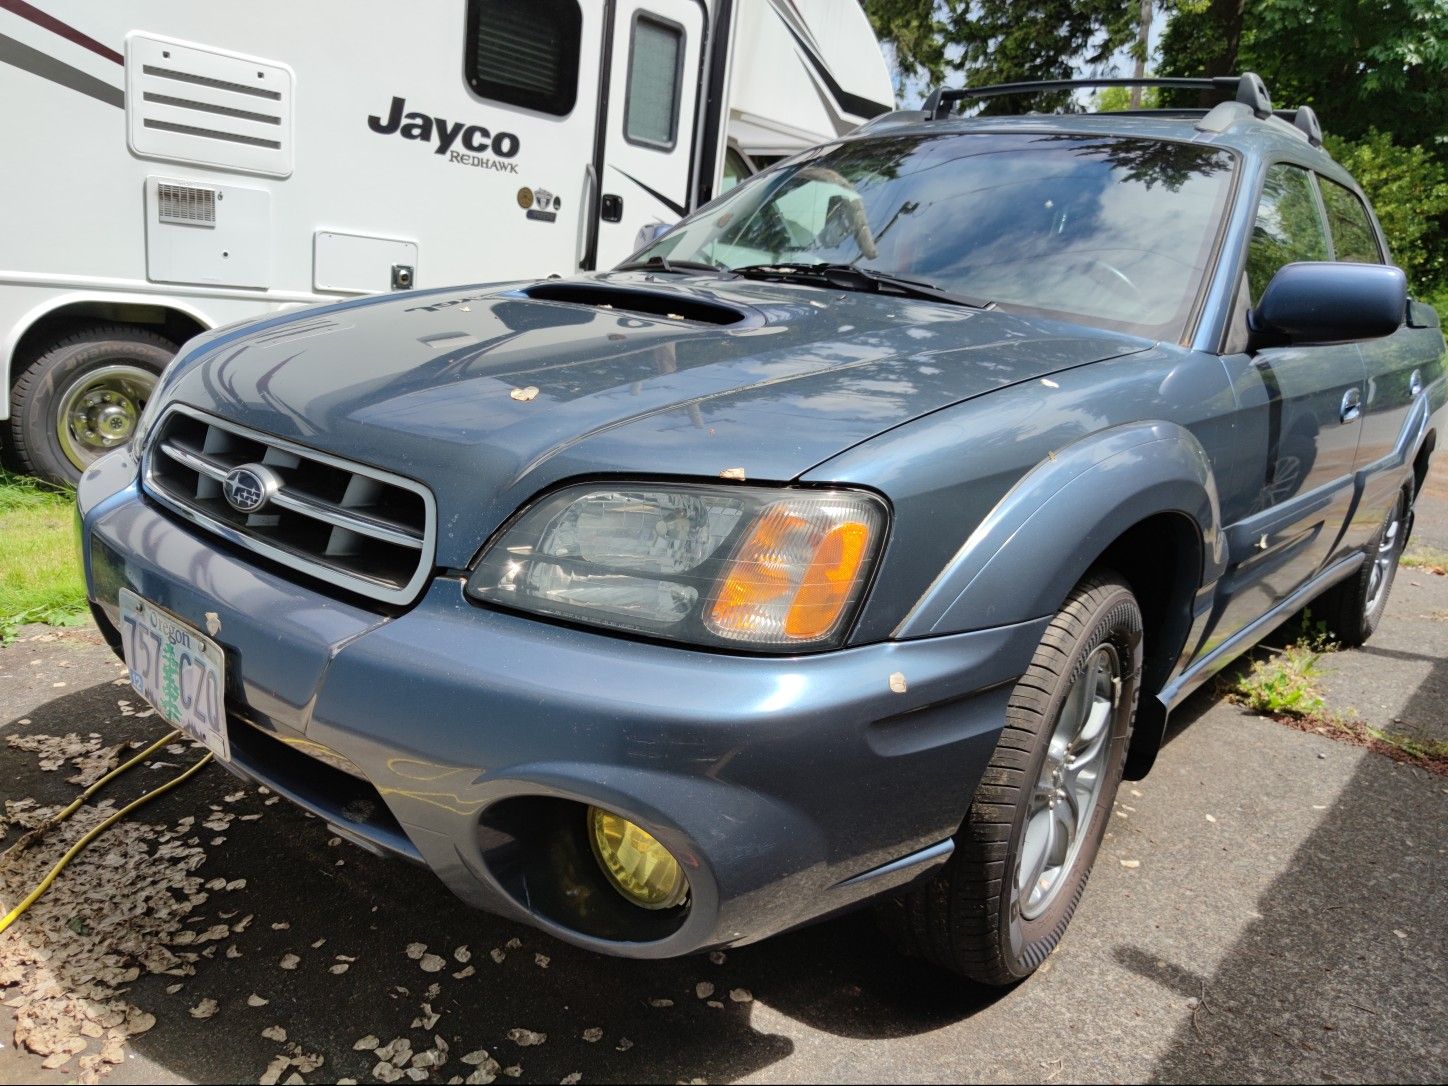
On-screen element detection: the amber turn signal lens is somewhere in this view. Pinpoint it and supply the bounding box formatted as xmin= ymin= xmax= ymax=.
xmin=706 ymin=497 xmax=879 ymax=645
xmin=784 ymin=521 xmax=872 ymax=638
xmin=588 ymin=807 xmax=689 ymax=910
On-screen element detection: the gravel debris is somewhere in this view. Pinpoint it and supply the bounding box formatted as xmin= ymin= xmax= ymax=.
xmin=506 ymin=1028 xmax=547 ymax=1047
xmin=279 ymin=953 xmax=301 ymax=970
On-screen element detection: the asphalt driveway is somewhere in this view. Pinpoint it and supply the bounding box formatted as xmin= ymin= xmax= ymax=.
xmin=1 ymin=494 xmax=1445 ymax=1084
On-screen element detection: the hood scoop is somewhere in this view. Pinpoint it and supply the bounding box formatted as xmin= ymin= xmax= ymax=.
xmin=518 ymin=281 xmax=751 ymax=326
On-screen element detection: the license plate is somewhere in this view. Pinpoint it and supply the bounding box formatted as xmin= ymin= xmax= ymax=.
xmin=119 ymin=589 xmax=229 ymax=761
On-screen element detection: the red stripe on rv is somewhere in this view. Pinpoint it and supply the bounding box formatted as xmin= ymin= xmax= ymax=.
xmin=0 ymin=0 xmax=122 ymax=65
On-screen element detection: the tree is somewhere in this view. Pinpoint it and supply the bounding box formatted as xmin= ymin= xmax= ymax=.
xmin=861 ymin=0 xmax=952 ymax=89
xmin=1159 ymin=0 xmax=1448 ymax=306
xmin=1157 ymin=0 xmax=1246 ymax=100
xmin=1324 ymin=131 xmax=1448 ymax=293
xmin=1159 ymin=0 xmax=1448 ymax=147
xmin=864 ymin=0 xmax=1140 ymax=112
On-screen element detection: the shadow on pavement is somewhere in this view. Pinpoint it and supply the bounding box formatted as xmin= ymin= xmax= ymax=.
xmin=1121 ymin=746 xmax=1444 ymax=1084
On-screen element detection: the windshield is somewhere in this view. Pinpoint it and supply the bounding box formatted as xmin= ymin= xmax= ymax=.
xmin=630 ymin=132 xmax=1237 ymax=339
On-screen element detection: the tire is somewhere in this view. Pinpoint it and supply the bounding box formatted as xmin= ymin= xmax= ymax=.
xmin=879 ymin=570 xmax=1143 ymax=985
xmin=1316 ymin=489 xmax=1410 ymax=648
xmin=8 ymin=323 xmax=174 ymax=486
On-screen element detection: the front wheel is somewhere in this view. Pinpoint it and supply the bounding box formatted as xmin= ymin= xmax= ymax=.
xmin=7 ymin=323 xmax=174 ymax=486
xmin=879 ymin=571 xmax=1143 ymax=984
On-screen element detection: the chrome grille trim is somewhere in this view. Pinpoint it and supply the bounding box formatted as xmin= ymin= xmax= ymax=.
xmin=142 ymin=405 xmax=436 ymax=606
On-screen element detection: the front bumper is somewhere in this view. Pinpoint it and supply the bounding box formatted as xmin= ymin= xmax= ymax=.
xmin=79 ymin=449 xmax=1045 ymax=957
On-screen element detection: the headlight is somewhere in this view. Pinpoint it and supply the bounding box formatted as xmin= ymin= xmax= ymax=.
xmin=467 ymin=482 xmax=886 ymax=650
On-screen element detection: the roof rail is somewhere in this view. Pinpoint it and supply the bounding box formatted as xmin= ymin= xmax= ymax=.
xmin=922 ymin=73 xmax=1274 ymax=121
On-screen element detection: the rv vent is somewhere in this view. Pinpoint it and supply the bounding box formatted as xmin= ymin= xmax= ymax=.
xmin=126 ymin=33 xmax=293 ymax=177
xmin=156 ymin=183 xmax=217 ymax=226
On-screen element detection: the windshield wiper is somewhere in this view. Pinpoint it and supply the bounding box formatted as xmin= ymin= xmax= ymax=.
xmin=731 ymin=262 xmax=993 ymax=310
xmin=615 ymin=255 xmax=735 ymax=278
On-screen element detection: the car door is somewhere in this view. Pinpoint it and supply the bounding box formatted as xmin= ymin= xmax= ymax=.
xmin=1211 ymin=162 xmax=1368 ymax=643
xmin=1318 ymin=175 xmax=1433 ymax=535
xmin=589 ymin=0 xmax=706 ymax=269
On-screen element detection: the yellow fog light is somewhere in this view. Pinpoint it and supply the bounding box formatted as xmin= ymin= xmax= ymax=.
xmin=588 ymin=807 xmax=688 ymax=910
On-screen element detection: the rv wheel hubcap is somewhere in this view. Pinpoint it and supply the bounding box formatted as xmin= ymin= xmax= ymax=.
xmin=56 ymin=365 xmax=157 ymax=471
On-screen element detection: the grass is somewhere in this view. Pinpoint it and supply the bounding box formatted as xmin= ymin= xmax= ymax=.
xmin=0 ymin=469 xmax=88 ymax=642
xmin=1230 ymin=613 xmax=1447 ymax=775
xmin=1401 ymin=543 xmax=1448 ymax=575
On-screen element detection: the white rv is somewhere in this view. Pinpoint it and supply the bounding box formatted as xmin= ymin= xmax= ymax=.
xmin=0 ymin=0 xmax=892 ymax=483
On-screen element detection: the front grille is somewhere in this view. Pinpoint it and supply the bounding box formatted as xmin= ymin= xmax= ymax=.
xmin=143 ymin=406 xmax=435 ymax=605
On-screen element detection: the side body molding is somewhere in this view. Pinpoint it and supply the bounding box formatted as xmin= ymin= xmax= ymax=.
xmin=895 ymin=421 xmax=1227 ymax=639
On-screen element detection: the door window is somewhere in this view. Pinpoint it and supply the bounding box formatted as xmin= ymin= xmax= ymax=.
xmin=1318 ymin=178 xmax=1383 ymax=264
xmin=1246 ymin=164 xmax=1329 ymax=302
xmin=625 ymin=15 xmax=684 ymax=149
xmin=465 ymin=0 xmax=582 ymax=116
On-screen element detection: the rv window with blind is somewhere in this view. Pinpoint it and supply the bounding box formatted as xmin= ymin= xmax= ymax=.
xmin=465 ymin=0 xmax=582 ymax=116
xmin=625 ymin=14 xmax=685 ymax=149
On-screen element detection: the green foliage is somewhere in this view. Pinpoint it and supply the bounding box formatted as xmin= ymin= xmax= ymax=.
xmin=1235 ymin=641 xmax=1328 ymax=717
xmin=862 ymin=0 xmax=951 ymax=88
xmin=1162 ymin=0 xmax=1448 ymax=144
xmin=1324 ymin=130 xmax=1448 ymax=294
xmin=1095 ymin=84 xmax=1161 ymax=112
xmin=1159 ymin=0 xmax=1448 ymax=304
xmin=1157 ymin=0 xmax=1246 ymax=90
xmin=1245 ymin=0 xmax=1448 ymax=151
xmin=864 ymin=0 xmax=1141 ymax=112
xmin=941 ymin=0 xmax=1139 ymax=113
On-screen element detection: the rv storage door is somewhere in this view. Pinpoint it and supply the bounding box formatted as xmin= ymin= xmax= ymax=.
xmin=594 ymin=0 xmax=705 ymax=268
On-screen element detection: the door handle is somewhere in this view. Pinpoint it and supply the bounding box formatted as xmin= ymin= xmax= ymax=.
xmin=1340 ymin=387 xmax=1362 ymax=423
xmin=1410 ymin=369 xmax=1424 ymax=397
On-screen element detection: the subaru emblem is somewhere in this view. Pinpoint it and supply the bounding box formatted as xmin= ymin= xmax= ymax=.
xmin=222 ymin=464 xmax=277 ymax=514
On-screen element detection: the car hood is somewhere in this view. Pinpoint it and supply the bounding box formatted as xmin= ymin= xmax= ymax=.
xmin=167 ymin=273 xmax=1148 ymax=566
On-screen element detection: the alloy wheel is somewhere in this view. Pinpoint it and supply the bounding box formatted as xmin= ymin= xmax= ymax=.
xmin=1016 ymin=642 xmax=1119 ymax=920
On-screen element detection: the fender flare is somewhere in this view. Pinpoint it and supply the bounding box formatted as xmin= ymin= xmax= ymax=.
xmin=895 ymin=420 xmax=1226 ymax=639
xmin=2 ymin=290 xmax=219 ymax=393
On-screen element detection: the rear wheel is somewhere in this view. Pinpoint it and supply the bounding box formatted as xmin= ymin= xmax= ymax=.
xmin=8 ymin=324 xmax=173 ymax=485
xmin=1317 ymin=489 xmax=1410 ymax=647
xmin=880 ymin=571 xmax=1142 ymax=984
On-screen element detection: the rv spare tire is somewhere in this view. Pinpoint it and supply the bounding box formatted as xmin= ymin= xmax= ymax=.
xmin=8 ymin=324 xmax=174 ymax=486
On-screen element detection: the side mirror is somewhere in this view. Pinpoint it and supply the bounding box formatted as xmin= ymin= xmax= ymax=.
xmin=633 ymin=221 xmax=675 ymax=252
xmin=1249 ymin=262 xmax=1407 ymax=346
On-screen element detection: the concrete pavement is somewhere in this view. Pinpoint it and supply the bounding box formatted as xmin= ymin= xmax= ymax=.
xmin=1 ymin=495 xmax=1444 ymax=1084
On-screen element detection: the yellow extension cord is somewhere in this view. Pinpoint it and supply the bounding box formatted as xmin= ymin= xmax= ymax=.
xmin=0 ymin=728 xmax=214 ymax=936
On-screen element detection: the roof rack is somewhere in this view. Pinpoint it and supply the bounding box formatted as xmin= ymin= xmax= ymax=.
xmin=922 ymin=73 xmax=1274 ymax=121
xmin=1279 ymin=105 xmax=1322 ymax=147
